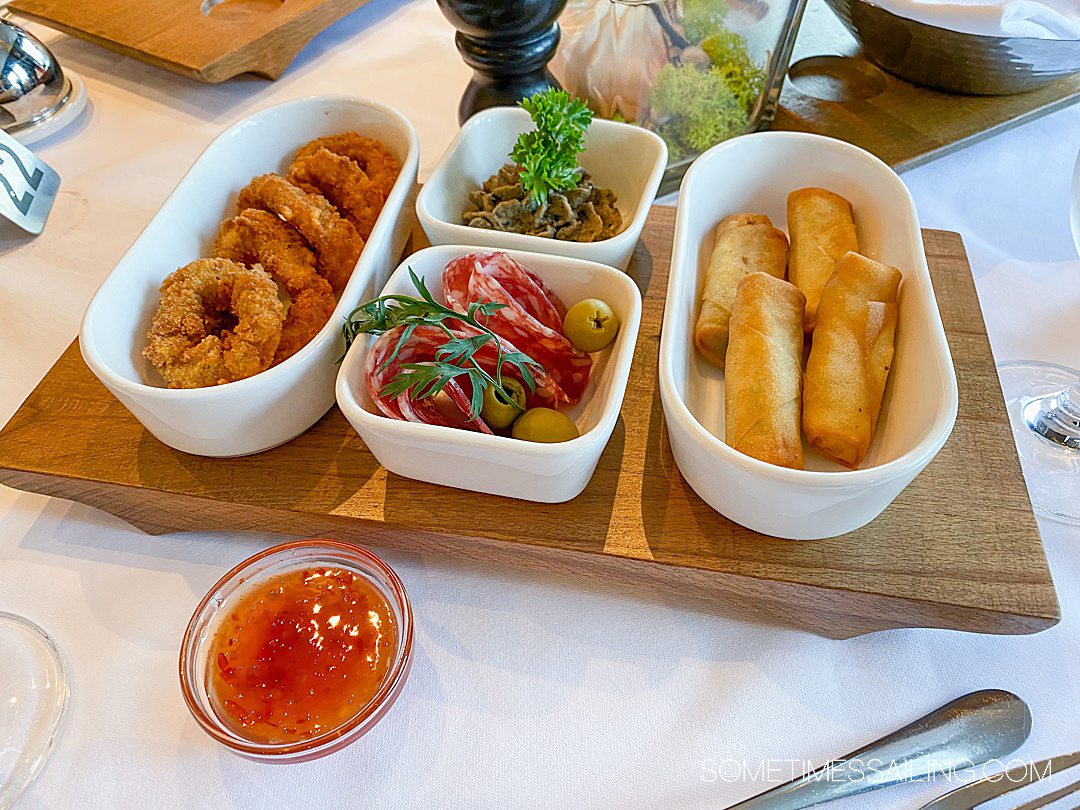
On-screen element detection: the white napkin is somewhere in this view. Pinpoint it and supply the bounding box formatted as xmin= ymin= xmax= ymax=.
xmin=872 ymin=0 xmax=1080 ymax=40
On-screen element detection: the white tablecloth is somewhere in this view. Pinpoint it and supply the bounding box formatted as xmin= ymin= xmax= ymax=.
xmin=2 ymin=2 xmax=1079 ymax=807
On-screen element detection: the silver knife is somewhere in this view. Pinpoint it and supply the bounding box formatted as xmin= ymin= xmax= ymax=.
xmin=919 ymin=751 xmax=1080 ymax=809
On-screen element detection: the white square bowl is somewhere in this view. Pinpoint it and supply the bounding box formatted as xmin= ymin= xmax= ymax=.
xmin=659 ymin=131 xmax=959 ymax=540
xmin=335 ymin=245 xmax=642 ymax=503
xmin=79 ymin=96 xmax=420 ymax=457
xmin=415 ymin=106 xmax=667 ymax=272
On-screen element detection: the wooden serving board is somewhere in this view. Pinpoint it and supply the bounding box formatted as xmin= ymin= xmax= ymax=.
xmin=8 ymin=0 xmax=371 ymax=83
xmin=774 ymin=0 xmax=1080 ymax=171
xmin=0 ymin=209 xmax=1059 ymax=639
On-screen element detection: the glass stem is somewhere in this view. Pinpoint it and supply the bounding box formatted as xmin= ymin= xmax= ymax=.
xmin=1025 ymin=381 xmax=1080 ymax=450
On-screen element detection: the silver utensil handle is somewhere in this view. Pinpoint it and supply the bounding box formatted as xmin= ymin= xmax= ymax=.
xmin=921 ymin=750 xmax=1080 ymax=809
xmin=727 ymin=690 xmax=1032 ymax=810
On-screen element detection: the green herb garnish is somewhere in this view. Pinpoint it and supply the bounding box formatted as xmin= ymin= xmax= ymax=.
xmin=342 ymin=268 xmax=542 ymax=421
xmin=510 ymin=87 xmax=593 ymax=209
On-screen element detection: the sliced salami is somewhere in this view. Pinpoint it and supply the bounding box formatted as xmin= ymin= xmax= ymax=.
xmin=447 ymin=322 xmax=566 ymax=408
xmin=444 ymin=252 xmax=567 ymax=329
xmin=477 ymin=252 xmax=565 ymax=332
xmin=395 ymin=373 xmax=494 ymax=435
xmin=365 ymin=253 xmax=592 ymax=433
xmin=458 ymin=254 xmax=592 ymax=404
xmin=364 ymin=324 xmax=563 ymax=433
xmin=442 ymin=253 xmax=478 ymax=315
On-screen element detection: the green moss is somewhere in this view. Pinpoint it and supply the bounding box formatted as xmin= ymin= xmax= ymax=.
xmin=701 ymin=30 xmax=767 ymax=110
xmin=683 ymin=0 xmax=728 ymax=44
xmin=646 ymin=25 xmax=767 ymax=160
xmin=648 ymin=63 xmax=751 ymax=161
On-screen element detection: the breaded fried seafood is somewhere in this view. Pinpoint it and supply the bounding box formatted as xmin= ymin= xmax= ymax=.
xmin=213 ymin=209 xmax=322 ymax=295
xmin=141 ymin=131 xmax=399 ymax=389
xmin=212 ymin=209 xmax=338 ymax=364
xmin=295 ymin=132 xmax=400 ymax=201
xmin=273 ymin=284 xmax=338 ymax=364
xmin=288 ymin=148 xmax=384 ymax=242
xmin=237 ymin=174 xmax=362 ymax=296
xmin=143 ymin=258 xmax=284 ymax=388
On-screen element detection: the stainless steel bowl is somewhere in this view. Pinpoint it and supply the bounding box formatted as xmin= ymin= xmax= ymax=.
xmin=0 ymin=18 xmax=72 ymax=134
xmin=824 ymin=0 xmax=1080 ymax=95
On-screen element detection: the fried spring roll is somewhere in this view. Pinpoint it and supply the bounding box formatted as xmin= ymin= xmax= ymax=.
xmin=803 ymin=252 xmax=902 ymax=468
xmin=694 ymin=216 xmax=789 ymax=368
xmin=716 ymin=212 xmax=772 ymax=237
xmin=725 ymin=272 xmax=807 ymax=469
xmin=787 ymin=188 xmax=859 ymax=332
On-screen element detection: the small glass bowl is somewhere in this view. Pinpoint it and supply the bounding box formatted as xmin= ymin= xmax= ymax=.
xmin=179 ymin=539 xmax=413 ymax=763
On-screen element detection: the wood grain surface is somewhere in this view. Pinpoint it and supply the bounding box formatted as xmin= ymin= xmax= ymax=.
xmin=8 ymin=0 xmax=370 ymax=83
xmin=773 ymin=0 xmax=1080 ymax=171
xmin=0 ymin=208 xmax=1059 ymax=639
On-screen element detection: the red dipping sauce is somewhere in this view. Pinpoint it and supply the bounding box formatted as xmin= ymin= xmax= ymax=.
xmin=181 ymin=540 xmax=412 ymax=761
xmin=208 ymin=565 xmax=397 ymax=744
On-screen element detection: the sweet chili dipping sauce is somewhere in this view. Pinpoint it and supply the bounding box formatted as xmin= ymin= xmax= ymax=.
xmin=208 ymin=566 xmax=397 ymax=744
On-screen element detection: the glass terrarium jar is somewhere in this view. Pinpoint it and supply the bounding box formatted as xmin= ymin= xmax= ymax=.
xmin=551 ymin=0 xmax=808 ymax=192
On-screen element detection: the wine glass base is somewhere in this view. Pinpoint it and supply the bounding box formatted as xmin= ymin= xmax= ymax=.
xmin=0 ymin=613 xmax=68 ymax=806
xmin=998 ymin=360 xmax=1080 ymax=526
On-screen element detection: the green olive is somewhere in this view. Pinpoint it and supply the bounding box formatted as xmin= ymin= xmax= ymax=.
xmin=511 ymin=408 xmax=580 ymax=443
xmin=563 ymin=298 xmax=620 ymax=353
xmin=481 ymin=378 xmax=526 ymax=429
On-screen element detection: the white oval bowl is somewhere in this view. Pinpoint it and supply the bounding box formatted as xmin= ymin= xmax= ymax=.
xmin=80 ymin=96 xmax=420 ymax=457
xmin=335 ymin=245 xmax=642 ymax=503
xmin=660 ymin=131 xmax=959 ymax=540
xmin=416 ymin=106 xmax=667 ymax=271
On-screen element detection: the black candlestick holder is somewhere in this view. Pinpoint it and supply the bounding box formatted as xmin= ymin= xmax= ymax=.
xmin=436 ymin=0 xmax=568 ymax=124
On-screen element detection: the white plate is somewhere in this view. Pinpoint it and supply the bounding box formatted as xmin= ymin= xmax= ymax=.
xmin=336 ymin=245 xmax=642 ymax=503
xmin=660 ymin=131 xmax=959 ymax=540
xmin=416 ymin=106 xmax=667 ymax=272
xmin=80 ymin=96 xmax=420 ymax=457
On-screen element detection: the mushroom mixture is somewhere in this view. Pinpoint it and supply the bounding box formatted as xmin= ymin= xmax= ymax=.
xmin=462 ymin=164 xmax=622 ymax=243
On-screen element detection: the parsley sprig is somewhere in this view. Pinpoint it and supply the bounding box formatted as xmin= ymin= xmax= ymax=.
xmin=342 ymin=268 xmax=542 ymax=420
xmin=510 ymin=88 xmax=593 ymax=209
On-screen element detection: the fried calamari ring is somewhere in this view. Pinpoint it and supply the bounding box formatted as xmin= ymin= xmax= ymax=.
xmin=143 ymin=258 xmax=284 ymax=388
xmin=295 ymin=132 xmax=400 ymax=201
xmin=288 ymin=148 xmax=384 ymax=241
xmin=273 ymin=285 xmax=339 ymax=364
xmin=212 ymin=209 xmax=339 ymax=365
xmin=212 ymin=209 xmax=323 ymax=297
xmin=236 ymin=174 xmax=362 ymax=296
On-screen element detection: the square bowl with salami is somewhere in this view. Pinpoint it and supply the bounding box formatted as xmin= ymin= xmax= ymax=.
xmin=660 ymin=131 xmax=958 ymax=540
xmin=335 ymin=245 xmax=642 ymax=503
xmin=415 ymin=106 xmax=666 ymax=272
xmin=79 ymin=96 xmax=420 ymax=457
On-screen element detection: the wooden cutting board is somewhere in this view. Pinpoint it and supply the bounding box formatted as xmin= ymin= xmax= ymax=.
xmin=8 ymin=0 xmax=371 ymax=83
xmin=0 ymin=208 xmax=1059 ymax=639
xmin=774 ymin=0 xmax=1080 ymax=170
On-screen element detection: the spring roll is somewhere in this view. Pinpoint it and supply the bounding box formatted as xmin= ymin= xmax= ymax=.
xmin=716 ymin=212 xmax=772 ymax=237
xmin=694 ymin=216 xmax=789 ymax=368
xmin=803 ymin=252 xmax=902 ymax=468
xmin=787 ymin=188 xmax=859 ymax=332
xmin=725 ymin=272 xmax=807 ymax=469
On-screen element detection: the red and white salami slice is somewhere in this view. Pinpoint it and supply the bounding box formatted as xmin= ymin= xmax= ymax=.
xmin=366 ymin=253 xmax=593 ymax=432
xmin=454 ymin=253 xmax=592 ymax=404
xmin=477 ymin=252 xmax=565 ymax=332
xmin=442 ymin=253 xmax=477 ymax=316
xmin=364 ymin=324 xmax=563 ymax=432
xmin=444 ymin=252 xmax=567 ymax=330
xmin=446 ymin=322 xmax=566 ymax=407
xmin=394 ymin=372 xmax=494 ymax=435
